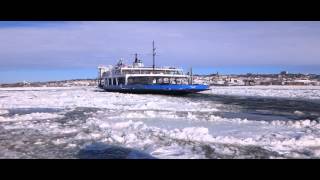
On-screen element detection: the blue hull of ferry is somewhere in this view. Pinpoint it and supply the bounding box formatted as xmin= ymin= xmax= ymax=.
xmin=101 ymin=84 xmax=210 ymax=95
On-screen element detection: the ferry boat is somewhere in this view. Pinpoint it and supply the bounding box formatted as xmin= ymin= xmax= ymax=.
xmin=97 ymin=42 xmax=210 ymax=95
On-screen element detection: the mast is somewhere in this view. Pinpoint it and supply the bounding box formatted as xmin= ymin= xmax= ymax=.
xmin=152 ymin=41 xmax=156 ymax=70
xmin=190 ymin=67 xmax=193 ymax=85
xmin=134 ymin=53 xmax=138 ymax=63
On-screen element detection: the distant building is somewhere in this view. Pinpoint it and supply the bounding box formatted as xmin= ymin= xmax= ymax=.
xmin=243 ymin=79 xmax=255 ymax=86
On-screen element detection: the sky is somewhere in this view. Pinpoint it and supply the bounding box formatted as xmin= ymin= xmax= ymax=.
xmin=0 ymin=21 xmax=320 ymax=83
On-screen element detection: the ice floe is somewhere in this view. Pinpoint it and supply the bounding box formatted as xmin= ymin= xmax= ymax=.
xmin=0 ymin=86 xmax=320 ymax=158
xmin=0 ymin=109 xmax=9 ymax=115
xmin=0 ymin=112 xmax=64 ymax=122
xmin=207 ymin=85 xmax=320 ymax=100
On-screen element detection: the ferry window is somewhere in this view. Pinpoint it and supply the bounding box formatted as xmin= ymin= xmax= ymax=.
xmin=127 ymin=78 xmax=132 ymax=84
xmin=127 ymin=77 xmax=153 ymax=85
xmin=112 ymin=79 xmax=116 ymax=85
xmin=108 ymin=79 xmax=112 ymax=86
xmin=118 ymin=78 xmax=125 ymax=85
xmin=163 ymin=78 xmax=169 ymax=84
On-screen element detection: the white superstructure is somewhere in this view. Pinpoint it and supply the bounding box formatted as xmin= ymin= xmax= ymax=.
xmin=98 ymin=55 xmax=190 ymax=87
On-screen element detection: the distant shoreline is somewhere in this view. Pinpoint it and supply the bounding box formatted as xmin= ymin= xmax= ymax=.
xmin=1 ymin=80 xmax=319 ymax=88
xmin=1 ymin=71 xmax=320 ymax=88
xmin=0 ymin=79 xmax=97 ymax=88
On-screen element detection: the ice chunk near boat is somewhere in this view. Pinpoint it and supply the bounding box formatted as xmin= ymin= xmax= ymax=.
xmin=0 ymin=109 xmax=9 ymax=115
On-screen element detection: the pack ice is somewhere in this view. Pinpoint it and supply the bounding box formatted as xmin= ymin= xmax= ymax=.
xmin=0 ymin=86 xmax=320 ymax=159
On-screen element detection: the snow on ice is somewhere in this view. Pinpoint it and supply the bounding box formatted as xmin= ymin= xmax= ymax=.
xmin=0 ymin=86 xmax=320 ymax=158
xmin=208 ymin=85 xmax=320 ymax=100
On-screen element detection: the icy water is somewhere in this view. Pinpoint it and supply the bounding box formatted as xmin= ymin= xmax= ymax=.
xmin=0 ymin=86 xmax=320 ymax=159
xmin=188 ymin=93 xmax=320 ymax=121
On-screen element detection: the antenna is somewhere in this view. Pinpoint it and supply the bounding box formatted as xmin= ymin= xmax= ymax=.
xmin=152 ymin=41 xmax=156 ymax=70
xmin=134 ymin=53 xmax=138 ymax=63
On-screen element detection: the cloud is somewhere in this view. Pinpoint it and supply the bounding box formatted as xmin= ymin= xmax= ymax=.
xmin=0 ymin=21 xmax=320 ymax=70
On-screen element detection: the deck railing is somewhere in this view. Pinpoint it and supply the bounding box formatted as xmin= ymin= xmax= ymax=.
xmin=114 ymin=70 xmax=184 ymax=75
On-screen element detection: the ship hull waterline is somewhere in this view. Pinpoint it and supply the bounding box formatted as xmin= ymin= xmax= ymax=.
xmin=100 ymin=84 xmax=210 ymax=95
